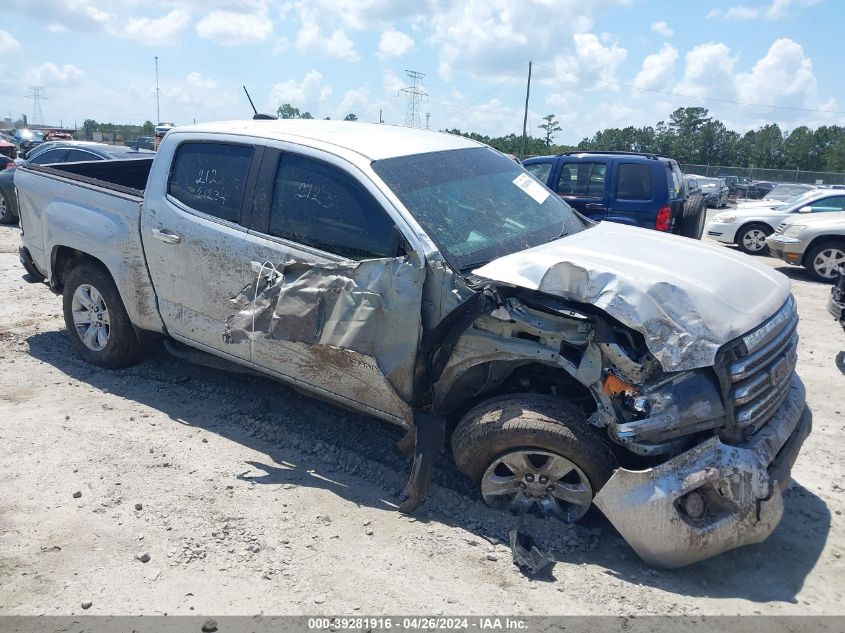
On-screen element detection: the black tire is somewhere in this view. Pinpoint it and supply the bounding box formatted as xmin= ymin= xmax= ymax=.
xmin=736 ymin=223 xmax=772 ymax=255
xmin=803 ymin=241 xmax=845 ymax=283
xmin=451 ymin=394 xmax=615 ymax=520
xmin=678 ymin=192 xmax=706 ymax=239
xmin=62 ymin=261 xmax=144 ymax=368
xmin=0 ymin=189 xmax=15 ymax=225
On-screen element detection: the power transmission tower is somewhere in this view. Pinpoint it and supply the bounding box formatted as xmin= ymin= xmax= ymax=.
xmin=400 ymin=70 xmax=428 ymax=128
xmin=425 ymin=112 xmax=430 ymax=129
xmin=25 ymin=86 xmax=48 ymax=126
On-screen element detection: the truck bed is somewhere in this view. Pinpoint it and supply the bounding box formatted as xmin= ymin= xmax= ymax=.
xmin=23 ymin=156 xmax=154 ymax=197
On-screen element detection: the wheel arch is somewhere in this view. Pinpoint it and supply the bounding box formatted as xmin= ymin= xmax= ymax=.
xmin=733 ymin=220 xmax=774 ymax=245
xmin=801 ymin=235 xmax=845 ymax=268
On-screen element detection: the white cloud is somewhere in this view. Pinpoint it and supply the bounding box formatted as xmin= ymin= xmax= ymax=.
xmin=24 ymin=62 xmax=84 ymax=85
xmin=196 ymin=10 xmax=272 ymax=46
xmin=125 ymin=10 xmax=191 ymax=47
xmin=633 ymin=43 xmax=678 ymax=90
xmin=710 ymin=0 xmax=822 ymax=20
xmin=0 ymin=29 xmax=21 ymax=53
xmin=267 ymin=70 xmax=333 ymax=114
xmin=294 ymin=5 xmax=359 ymax=60
xmin=376 ymin=28 xmax=414 ymax=59
xmin=650 ymin=21 xmax=674 ymax=37
xmin=736 ymin=38 xmax=816 ymax=107
xmin=677 ymin=42 xmax=737 ymax=99
xmin=272 ymin=36 xmax=290 ymax=55
xmin=382 ymin=70 xmax=406 ymax=96
xmin=46 ymin=23 xmax=66 ymax=33
xmin=186 ymin=72 xmax=219 ymax=90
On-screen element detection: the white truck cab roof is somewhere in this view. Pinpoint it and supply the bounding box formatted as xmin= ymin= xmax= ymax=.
xmin=170 ymin=120 xmax=482 ymax=161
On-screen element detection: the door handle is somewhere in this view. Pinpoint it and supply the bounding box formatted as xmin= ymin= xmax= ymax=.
xmin=585 ymin=203 xmax=606 ymax=210
xmin=151 ymin=228 xmax=181 ymax=244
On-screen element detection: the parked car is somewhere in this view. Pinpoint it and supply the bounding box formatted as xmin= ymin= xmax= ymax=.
xmin=0 ymin=141 xmax=154 ymax=224
xmin=689 ymin=175 xmax=729 ymax=208
xmin=0 ymin=139 xmax=17 ymax=160
xmin=706 ymin=190 xmax=845 ymax=255
xmin=829 ymin=272 xmax=845 ymax=332
xmin=43 ymin=130 xmax=74 ymax=142
xmin=523 ymin=151 xmax=706 ymax=238
xmin=1 ymin=156 xmax=15 ymax=171
xmin=127 ymin=136 xmax=155 ymax=151
xmin=746 ymin=180 xmax=777 ymax=199
xmin=766 ymin=212 xmax=845 ymax=282
xmin=756 ymin=183 xmax=817 ymax=202
xmin=13 ymin=128 xmax=45 ymax=157
xmin=16 ymin=120 xmax=810 ymax=568
xmin=154 ymin=122 xmax=175 ymax=137
xmin=722 ymin=175 xmax=752 ymax=196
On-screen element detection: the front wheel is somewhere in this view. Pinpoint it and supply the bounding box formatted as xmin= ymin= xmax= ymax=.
xmin=736 ymin=224 xmax=772 ymax=255
xmin=62 ymin=262 xmax=144 ymax=367
xmin=451 ymin=394 xmax=614 ymax=523
xmin=0 ymin=189 xmax=15 ymax=224
xmin=804 ymin=241 xmax=845 ymax=283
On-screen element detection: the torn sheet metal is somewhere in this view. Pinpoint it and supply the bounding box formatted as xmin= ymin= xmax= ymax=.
xmin=473 ymin=221 xmax=791 ymax=372
xmin=594 ymin=376 xmax=809 ymax=568
xmin=225 ymin=255 xmax=425 ymax=403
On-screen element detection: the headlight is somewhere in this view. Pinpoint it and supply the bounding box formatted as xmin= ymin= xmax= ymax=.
xmin=713 ymin=213 xmax=735 ymax=223
xmin=782 ymin=224 xmax=807 ymax=238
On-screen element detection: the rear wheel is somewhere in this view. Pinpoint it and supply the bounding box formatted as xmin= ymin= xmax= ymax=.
xmin=736 ymin=224 xmax=772 ymax=255
xmin=0 ymin=189 xmax=15 ymax=224
xmin=804 ymin=241 xmax=845 ymax=283
xmin=451 ymin=394 xmax=614 ymax=523
xmin=62 ymin=262 xmax=144 ymax=367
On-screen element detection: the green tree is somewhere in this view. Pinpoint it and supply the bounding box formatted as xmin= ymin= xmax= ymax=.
xmin=538 ymin=114 xmax=562 ymax=147
xmin=343 ymin=113 xmax=358 ymax=121
xmin=141 ymin=120 xmax=155 ymax=136
xmin=277 ymin=104 xmax=301 ymax=119
xmin=301 ymin=112 xmax=314 ymax=119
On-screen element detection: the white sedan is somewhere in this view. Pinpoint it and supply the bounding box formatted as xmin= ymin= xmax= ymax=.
xmin=706 ymin=190 xmax=845 ymax=255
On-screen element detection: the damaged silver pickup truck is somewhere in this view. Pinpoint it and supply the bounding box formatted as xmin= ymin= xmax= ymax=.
xmin=16 ymin=120 xmax=811 ymax=568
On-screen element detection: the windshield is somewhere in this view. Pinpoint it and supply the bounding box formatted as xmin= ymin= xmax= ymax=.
xmin=772 ymin=191 xmax=818 ymax=211
xmin=372 ymin=147 xmax=588 ymax=270
xmin=764 ymin=185 xmax=813 ymax=201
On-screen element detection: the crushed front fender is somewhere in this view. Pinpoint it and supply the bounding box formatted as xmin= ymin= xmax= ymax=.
xmin=594 ymin=376 xmax=811 ymax=568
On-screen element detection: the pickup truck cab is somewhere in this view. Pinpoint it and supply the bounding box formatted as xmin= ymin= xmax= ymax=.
xmin=16 ymin=120 xmax=810 ymax=568
xmin=522 ymin=151 xmax=701 ymax=237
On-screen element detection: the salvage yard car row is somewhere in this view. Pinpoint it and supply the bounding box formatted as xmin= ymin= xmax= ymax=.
xmin=11 ymin=120 xmax=817 ymax=569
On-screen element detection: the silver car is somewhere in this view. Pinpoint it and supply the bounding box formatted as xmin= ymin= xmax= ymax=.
xmin=766 ymin=211 xmax=845 ymax=282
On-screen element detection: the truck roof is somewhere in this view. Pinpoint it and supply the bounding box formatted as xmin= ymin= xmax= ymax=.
xmin=170 ymin=120 xmax=482 ymax=161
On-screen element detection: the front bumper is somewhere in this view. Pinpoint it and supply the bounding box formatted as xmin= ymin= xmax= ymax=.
xmin=766 ymin=235 xmax=807 ymax=265
xmin=705 ymin=221 xmax=739 ymax=243
xmin=594 ymin=375 xmax=810 ymax=569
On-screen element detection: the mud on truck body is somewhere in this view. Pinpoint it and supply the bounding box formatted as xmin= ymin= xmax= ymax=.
xmin=16 ymin=120 xmax=810 ymax=568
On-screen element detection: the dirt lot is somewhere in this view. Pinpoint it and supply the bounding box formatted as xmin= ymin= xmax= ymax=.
xmin=0 ymin=221 xmax=843 ymax=616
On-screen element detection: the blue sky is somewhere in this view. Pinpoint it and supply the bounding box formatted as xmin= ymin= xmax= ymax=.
xmin=1 ymin=0 xmax=843 ymax=144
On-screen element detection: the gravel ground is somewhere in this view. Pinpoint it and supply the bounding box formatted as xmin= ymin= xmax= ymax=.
xmin=0 ymin=220 xmax=843 ymax=616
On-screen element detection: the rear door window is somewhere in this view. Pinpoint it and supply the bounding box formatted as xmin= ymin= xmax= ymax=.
xmin=168 ymin=142 xmax=253 ymax=224
xmin=616 ymin=163 xmax=654 ymax=200
xmin=524 ymin=162 xmax=553 ymax=184
xmin=267 ymin=154 xmax=396 ymax=259
xmin=29 ymin=149 xmax=68 ymax=164
xmin=557 ymin=162 xmax=606 ymax=196
xmin=65 ymin=149 xmax=103 ymax=162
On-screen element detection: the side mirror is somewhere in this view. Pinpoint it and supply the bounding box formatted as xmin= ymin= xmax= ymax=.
xmin=798 ymin=206 xmax=812 ymax=213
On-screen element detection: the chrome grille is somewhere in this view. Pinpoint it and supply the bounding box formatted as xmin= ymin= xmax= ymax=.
xmin=727 ymin=297 xmax=799 ymax=435
xmin=775 ymin=222 xmax=788 ymax=235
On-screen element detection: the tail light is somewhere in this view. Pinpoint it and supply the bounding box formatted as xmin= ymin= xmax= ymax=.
xmin=4 ymin=162 xmax=15 ymax=170
xmin=656 ymin=205 xmax=671 ymax=231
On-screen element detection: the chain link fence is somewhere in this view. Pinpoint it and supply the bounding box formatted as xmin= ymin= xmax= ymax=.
xmin=680 ymin=163 xmax=845 ymax=186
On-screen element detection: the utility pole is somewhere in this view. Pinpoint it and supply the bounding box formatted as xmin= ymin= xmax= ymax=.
xmin=519 ymin=61 xmax=532 ymax=161
xmin=425 ymin=112 xmax=430 ymax=129
xmin=155 ymin=56 xmax=161 ymax=124
xmin=400 ymin=70 xmax=428 ymax=128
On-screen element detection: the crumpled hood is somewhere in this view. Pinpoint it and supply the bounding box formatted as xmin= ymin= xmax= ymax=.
xmin=473 ymin=222 xmax=791 ymax=372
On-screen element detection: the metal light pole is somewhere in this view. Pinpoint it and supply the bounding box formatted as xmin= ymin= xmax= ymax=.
xmin=155 ymin=56 xmax=160 ymax=124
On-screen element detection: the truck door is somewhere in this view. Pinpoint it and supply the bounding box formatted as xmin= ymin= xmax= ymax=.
xmin=227 ymin=147 xmax=424 ymax=423
xmin=140 ymin=137 xmax=266 ymax=360
xmin=553 ymin=159 xmax=608 ymax=220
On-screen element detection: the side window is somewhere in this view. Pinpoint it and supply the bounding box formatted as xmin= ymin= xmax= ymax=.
xmin=670 ymin=164 xmax=684 ymax=197
xmin=524 ymin=162 xmax=553 ymax=184
xmin=268 ymin=154 xmax=396 ymax=260
xmin=29 ymin=149 xmax=68 ymax=165
xmin=557 ymin=162 xmax=606 ymax=196
xmin=65 ymin=149 xmax=103 ymax=162
xmin=616 ymin=163 xmax=654 ymax=200
xmin=168 ymin=142 xmax=253 ymax=223
xmin=809 ymin=196 xmax=845 ymax=212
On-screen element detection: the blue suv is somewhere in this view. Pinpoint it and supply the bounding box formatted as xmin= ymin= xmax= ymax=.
xmin=523 ymin=151 xmax=705 ymax=238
